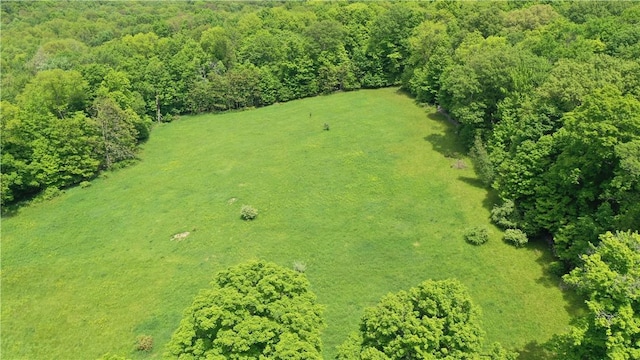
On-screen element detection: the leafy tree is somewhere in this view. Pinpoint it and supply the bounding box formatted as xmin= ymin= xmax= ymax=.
xmin=93 ymin=97 xmax=139 ymax=169
xmin=200 ymin=26 xmax=235 ymax=68
xmin=553 ymin=231 xmax=640 ymax=360
xmin=0 ymin=101 xmax=33 ymax=205
xmin=166 ymin=261 xmax=324 ymax=359
xmin=337 ymin=279 xmax=487 ymax=359
xmin=366 ymin=3 xmax=424 ymax=84
xmin=29 ymin=111 xmax=101 ymax=189
xmin=17 ymin=69 xmax=89 ymax=119
xmin=539 ymin=87 xmax=640 ymax=261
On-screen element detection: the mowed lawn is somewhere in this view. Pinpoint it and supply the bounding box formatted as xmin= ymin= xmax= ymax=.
xmin=1 ymin=88 xmax=579 ymax=359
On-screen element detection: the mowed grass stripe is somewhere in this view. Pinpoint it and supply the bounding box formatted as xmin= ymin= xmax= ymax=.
xmin=1 ymin=88 xmax=578 ymax=359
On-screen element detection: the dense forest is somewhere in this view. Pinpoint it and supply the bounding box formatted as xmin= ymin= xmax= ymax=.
xmin=1 ymin=1 xmax=639 ymax=358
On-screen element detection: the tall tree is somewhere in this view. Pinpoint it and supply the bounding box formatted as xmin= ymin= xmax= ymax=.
xmin=92 ymin=97 xmax=139 ymax=169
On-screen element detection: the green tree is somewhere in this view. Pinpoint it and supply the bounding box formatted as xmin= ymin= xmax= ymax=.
xmin=166 ymin=261 xmax=325 ymax=359
xmin=29 ymin=111 xmax=101 ymax=189
xmin=555 ymin=231 xmax=640 ymax=360
xmin=17 ymin=69 xmax=89 ymax=119
xmin=93 ymin=97 xmax=139 ymax=169
xmin=337 ymin=279 xmax=488 ymax=359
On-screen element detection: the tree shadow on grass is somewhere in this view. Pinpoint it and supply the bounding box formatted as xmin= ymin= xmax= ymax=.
xmin=527 ymin=239 xmax=585 ymax=318
xmin=423 ymin=112 xmax=464 ymax=158
xmin=457 ymin=176 xmax=498 ymax=213
xmin=517 ymin=340 xmax=553 ymax=360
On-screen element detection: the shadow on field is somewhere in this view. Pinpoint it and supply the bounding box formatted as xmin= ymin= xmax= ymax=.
xmin=517 ymin=340 xmax=551 ymax=360
xmin=1 ymin=204 xmax=20 ymax=218
xmin=530 ymin=240 xmax=585 ymax=318
xmin=457 ymin=176 xmax=499 ymax=212
xmin=423 ymin=112 xmax=462 ymax=157
xmin=423 ymin=133 xmax=452 ymax=156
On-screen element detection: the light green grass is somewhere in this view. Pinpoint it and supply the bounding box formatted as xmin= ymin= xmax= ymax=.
xmin=1 ymin=88 xmax=580 ymax=359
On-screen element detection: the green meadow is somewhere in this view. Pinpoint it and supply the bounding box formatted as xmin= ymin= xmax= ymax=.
xmin=1 ymin=88 xmax=579 ymax=359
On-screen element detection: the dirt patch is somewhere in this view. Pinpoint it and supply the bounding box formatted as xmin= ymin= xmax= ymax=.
xmin=171 ymin=231 xmax=190 ymax=241
xmin=451 ymin=159 xmax=467 ymax=169
xmin=227 ymin=197 xmax=238 ymax=205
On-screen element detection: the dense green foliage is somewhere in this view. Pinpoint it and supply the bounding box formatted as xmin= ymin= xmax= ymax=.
xmin=503 ymin=229 xmax=528 ymax=248
xmin=336 ymin=279 xmax=516 ymax=360
xmin=166 ymin=261 xmax=324 ymax=359
xmin=554 ymin=231 xmax=640 ymax=360
xmin=464 ymin=226 xmax=490 ymax=246
xmin=240 ymin=205 xmax=258 ymax=221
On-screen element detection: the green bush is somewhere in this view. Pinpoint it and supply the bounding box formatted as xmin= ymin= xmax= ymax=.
xmin=503 ymin=229 xmax=528 ymax=248
xmin=240 ymin=205 xmax=258 ymax=220
xmin=35 ymin=187 xmax=63 ymax=202
xmin=135 ymin=335 xmax=153 ymax=352
xmin=491 ymin=200 xmax=518 ymax=229
xmin=465 ymin=226 xmax=489 ymax=245
xmin=80 ymin=181 xmax=91 ymax=188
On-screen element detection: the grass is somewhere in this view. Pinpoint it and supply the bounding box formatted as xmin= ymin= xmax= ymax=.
xmin=0 ymin=88 xmax=580 ymax=359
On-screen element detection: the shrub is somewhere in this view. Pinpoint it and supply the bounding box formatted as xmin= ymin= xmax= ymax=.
xmin=293 ymin=261 xmax=307 ymax=273
xmin=80 ymin=181 xmax=91 ymax=188
xmin=35 ymin=187 xmax=63 ymax=202
xmin=503 ymin=229 xmax=528 ymax=247
xmin=491 ymin=200 xmax=518 ymax=229
xmin=136 ymin=335 xmax=153 ymax=352
xmin=240 ymin=205 xmax=258 ymax=220
xmin=465 ymin=226 xmax=489 ymax=245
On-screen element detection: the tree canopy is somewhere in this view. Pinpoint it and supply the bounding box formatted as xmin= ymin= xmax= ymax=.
xmin=337 ymin=279 xmax=515 ymax=360
xmin=555 ymin=231 xmax=640 ymax=360
xmin=165 ymin=261 xmax=325 ymax=360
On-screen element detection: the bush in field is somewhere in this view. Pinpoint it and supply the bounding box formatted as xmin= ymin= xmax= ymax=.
xmin=240 ymin=205 xmax=258 ymax=220
xmin=465 ymin=226 xmax=489 ymax=245
xmin=135 ymin=335 xmax=153 ymax=352
xmin=503 ymin=229 xmax=528 ymax=247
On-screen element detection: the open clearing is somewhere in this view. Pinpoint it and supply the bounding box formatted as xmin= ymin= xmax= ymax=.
xmin=1 ymin=88 xmax=579 ymax=359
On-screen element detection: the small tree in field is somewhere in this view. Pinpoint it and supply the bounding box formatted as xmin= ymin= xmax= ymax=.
xmin=166 ymin=261 xmax=324 ymax=359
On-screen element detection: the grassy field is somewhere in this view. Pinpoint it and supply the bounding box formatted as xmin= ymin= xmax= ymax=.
xmin=1 ymin=88 xmax=580 ymax=359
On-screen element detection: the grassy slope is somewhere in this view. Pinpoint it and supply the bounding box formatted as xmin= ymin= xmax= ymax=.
xmin=1 ymin=88 xmax=579 ymax=359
